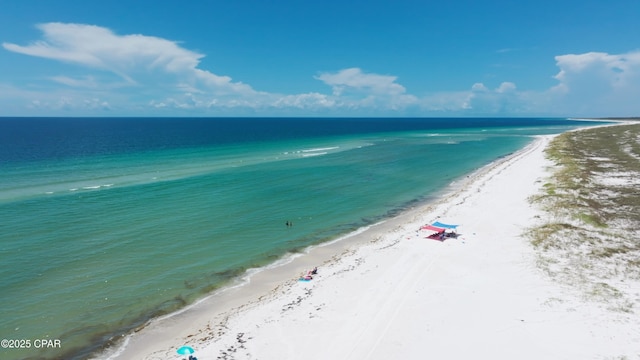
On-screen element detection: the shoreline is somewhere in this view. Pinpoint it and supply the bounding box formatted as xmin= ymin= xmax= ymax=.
xmin=91 ymin=134 xmax=521 ymax=360
xmin=96 ymin=135 xmax=535 ymax=359
xmin=96 ymin=164 xmax=477 ymax=359
xmin=96 ymin=136 xmax=536 ymax=360
xmin=100 ymin=127 xmax=639 ymax=359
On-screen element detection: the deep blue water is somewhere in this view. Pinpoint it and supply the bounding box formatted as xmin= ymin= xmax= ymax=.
xmin=0 ymin=117 xmax=601 ymax=359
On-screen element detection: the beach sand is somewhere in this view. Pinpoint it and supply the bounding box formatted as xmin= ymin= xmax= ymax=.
xmin=105 ymin=133 xmax=640 ymax=360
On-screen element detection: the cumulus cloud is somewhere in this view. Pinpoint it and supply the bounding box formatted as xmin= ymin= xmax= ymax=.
xmin=315 ymin=67 xmax=407 ymax=96
xmin=471 ymin=83 xmax=489 ymax=92
xmin=0 ymin=82 xmax=112 ymax=115
xmin=550 ymin=51 xmax=640 ymax=114
xmin=271 ymin=93 xmax=335 ymax=109
xmin=3 ymin=24 xmax=421 ymax=113
xmin=314 ymin=68 xmax=417 ymax=110
xmin=2 ymin=22 xmax=255 ymax=95
xmin=496 ymin=82 xmax=516 ymax=93
xmin=24 ymin=96 xmax=111 ymax=112
xmin=3 ymin=23 xmax=640 ymax=116
xmin=419 ymin=91 xmax=472 ymax=112
xmin=416 ymin=82 xmax=526 ymax=115
xmin=420 ymin=48 xmax=640 ymax=116
xmin=455 ymin=82 xmax=524 ymax=114
xmin=553 ymin=51 xmax=640 ymax=92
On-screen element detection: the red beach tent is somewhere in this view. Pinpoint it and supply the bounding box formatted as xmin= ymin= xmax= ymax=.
xmin=420 ymin=224 xmax=446 ymax=233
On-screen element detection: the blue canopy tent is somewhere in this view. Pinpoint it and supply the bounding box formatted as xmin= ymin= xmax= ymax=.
xmin=432 ymin=221 xmax=459 ymax=229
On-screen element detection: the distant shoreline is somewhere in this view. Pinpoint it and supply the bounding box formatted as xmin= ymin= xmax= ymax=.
xmin=568 ymin=116 xmax=640 ymax=121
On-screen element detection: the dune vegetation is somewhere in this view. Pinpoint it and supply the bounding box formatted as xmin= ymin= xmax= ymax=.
xmin=528 ymin=123 xmax=640 ymax=312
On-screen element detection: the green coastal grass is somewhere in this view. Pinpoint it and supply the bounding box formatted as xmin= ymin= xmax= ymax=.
xmin=528 ymin=122 xmax=640 ymax=311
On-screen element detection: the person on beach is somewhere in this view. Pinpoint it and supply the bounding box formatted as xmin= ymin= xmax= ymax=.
xmin=301 ymin=273 xmax=313 ymax=280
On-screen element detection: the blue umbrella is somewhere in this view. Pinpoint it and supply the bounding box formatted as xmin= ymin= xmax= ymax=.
xmin=177 ymin=345 xmax=195 ymax=355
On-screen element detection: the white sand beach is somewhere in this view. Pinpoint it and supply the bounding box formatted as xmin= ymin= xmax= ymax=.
xmin=106 ymin=133 xmax=640 ymax=360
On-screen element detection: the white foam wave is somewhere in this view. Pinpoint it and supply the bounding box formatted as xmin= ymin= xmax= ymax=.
xmin=302 ymin=152 xmax=327 ymax=157
xmin=302 ymin=146 xmax=339 ymax=153
xmin=64 ymin=183 xmax=115 ymax=193
xmin=94 ymin=336 xmax=129 ymax=360
xmin=81 ymin=184 xmax=115 ymax=191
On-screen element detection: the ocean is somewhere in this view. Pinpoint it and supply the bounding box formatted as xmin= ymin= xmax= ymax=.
xmin=0 ymin=117 xmax=600 ymax=359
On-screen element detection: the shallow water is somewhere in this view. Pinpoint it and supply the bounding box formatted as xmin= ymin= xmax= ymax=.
xmin=0 ymin=117 xmax=601 ymax=359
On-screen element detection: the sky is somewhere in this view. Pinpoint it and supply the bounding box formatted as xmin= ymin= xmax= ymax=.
xmin=1 ymin=0 xmax=639 ymax=117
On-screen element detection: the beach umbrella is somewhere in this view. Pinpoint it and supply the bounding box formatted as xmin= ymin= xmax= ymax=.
xmin=177 ymin=345 xmax=195 ymax=356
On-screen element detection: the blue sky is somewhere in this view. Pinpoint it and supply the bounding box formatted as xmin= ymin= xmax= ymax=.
xmin=1 ymin=0 xmax=639 ymax=117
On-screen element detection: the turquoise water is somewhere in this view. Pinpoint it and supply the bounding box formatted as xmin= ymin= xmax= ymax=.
xmin=0 ymin=118 xmax=601 ymax=359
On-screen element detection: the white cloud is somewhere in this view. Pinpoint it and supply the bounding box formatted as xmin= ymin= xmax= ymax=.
xmin=0 ymin=82 xmax=113 ymax=115
xmin=554 ymin=51 xmax=640 ymax=89
xmin=315 ymin=67 xmax=407 ymax=96
xmin=84 ymin=98 xmax=111 ymax=110
xmin=467 ymin=82 xmax=526 ymax=113
xmin=314 ymin=68 xmax=418 ymax=110
xmin=4 ymin=23 xmax=386 ymax=113
xmin=419 ymin=91 xmax=472 ymax=112
xmin=50 ymin=75 xmax=99 ymax=88
xmin=420 ymin=49 xmax=640 ymax=116
xmin=496 ymin=82 xmax=516 ymax=93
xmin=3 ymin=23 xmax=640 ymax=116
xmin=2 ymin=22 xmax=255 ymax=95
xmin=271 ymin=93 xmax=335 ymax=109
xmin=471 ymin=83 xmax=488 ymax=92
xmin=418 ymin=82 xmax=525 ymax=114
xmin=146 ymin=67 xmax=419 ymax=112
xmin=550 ymin=50 xmax=640 ymax=115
